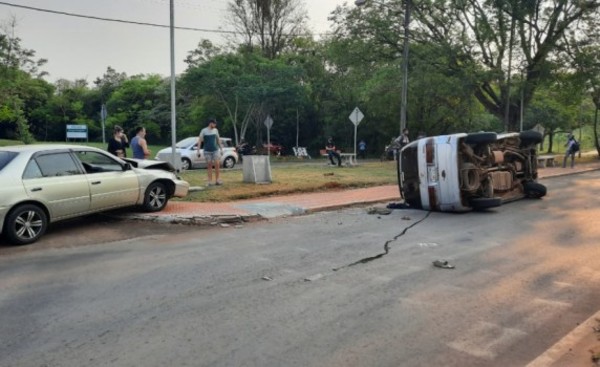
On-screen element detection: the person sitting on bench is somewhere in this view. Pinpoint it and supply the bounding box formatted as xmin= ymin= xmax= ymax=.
xmin=326 ymin=136 xmax=342 ymax=167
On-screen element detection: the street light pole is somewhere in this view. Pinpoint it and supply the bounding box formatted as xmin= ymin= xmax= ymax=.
xmin=400 ymin=0 xmax=410 ymax=135
xmin=355 ymin=0 xmax=410 ymax=136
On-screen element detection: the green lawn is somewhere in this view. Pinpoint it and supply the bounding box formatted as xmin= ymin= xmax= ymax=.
xmin=179 ymin=160 xmax=398 ymax=202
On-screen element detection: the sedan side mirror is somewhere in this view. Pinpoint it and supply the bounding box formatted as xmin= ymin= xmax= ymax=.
xmin=123 ymin=162 xmax=132 ymax=171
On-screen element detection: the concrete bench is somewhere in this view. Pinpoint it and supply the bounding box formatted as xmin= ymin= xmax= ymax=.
xmin=537 ymin=154 xmax=556 ymax=168
xmin=340 ymin=153 xmax=357 ymax=166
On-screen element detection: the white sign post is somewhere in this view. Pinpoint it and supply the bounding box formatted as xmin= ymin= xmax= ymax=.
xmin=348 ymin=107 xmax=364 ymax=160
xmin=264 ymin=115 xmax=274 ymax=158
xmin=100 ymin=104 xmax=107 ymax=144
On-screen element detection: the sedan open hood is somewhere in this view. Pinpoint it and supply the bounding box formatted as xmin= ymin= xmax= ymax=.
xmin=123 ymin=158 xmax=176 ymax=172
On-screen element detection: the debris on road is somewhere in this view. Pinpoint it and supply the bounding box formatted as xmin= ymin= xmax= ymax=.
xmin=304 ymin=273 xmax=324 ymax=282
xmin=387 ymin=202 xmax=410 ymax=209
xmin=432 ymin=260 xmax=455 ymax=269
xmin=261 ymin=276 xmax=273 ymax=281
xmin=367 ymin=207 xmax=392 ymax=215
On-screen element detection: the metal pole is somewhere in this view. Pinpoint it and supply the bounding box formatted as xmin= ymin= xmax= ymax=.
xmin=520 ymin=75 xmax=524 ymax=132
xmin=169 ymin=0 xmax=177 ymax=168
xmin=399 ymin=0 xmax=410 ymax=135
xmin=354 ymin=121 xmax=358 ymax=161
xmin=504 ymin=16 xmax=515 ymax=132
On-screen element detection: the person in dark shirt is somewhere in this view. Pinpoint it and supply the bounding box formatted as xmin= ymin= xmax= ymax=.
xmin=326 ymin=137 xmax=342 ymax=167
xmin=107 ymin=125 xmax=129 ymax=158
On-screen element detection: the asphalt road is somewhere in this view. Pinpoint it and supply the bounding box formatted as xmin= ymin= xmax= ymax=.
xmin=1 ymin=172 xmax=599 ymax=367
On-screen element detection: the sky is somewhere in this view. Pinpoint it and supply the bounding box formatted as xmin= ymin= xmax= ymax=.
xmin=1 ymin=0 xmax=350 ymax=82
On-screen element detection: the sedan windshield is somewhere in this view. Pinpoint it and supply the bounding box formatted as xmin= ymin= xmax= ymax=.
xmin=0 ymin=151 xmax=18 ymax=171
xmin=176 ymin=137 xmax=197 ymax=148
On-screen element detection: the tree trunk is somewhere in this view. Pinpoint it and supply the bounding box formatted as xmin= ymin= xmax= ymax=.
xmin=594 ymin=106 xmax=599 ymax=158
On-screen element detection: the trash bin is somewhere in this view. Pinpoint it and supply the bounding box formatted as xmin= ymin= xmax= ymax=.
xmin=243 ymin=155 xmax=272 ymax=184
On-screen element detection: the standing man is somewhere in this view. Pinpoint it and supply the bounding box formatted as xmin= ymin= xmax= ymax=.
xmin=562 ymin=134 xmax=578 ymax=168
xmin=131 ymin=126 xmax=151 ymax=159
xmin=325 ymin=136 xmax=342 ymax=167
xmin=393 ymin=128 xmax=410 ymax=161
xmin=358 ymin=139 xmax=367 ymax=159
xmin=198 ymin=118 xmax=223 ymax=186
xmin=399 ymin=128 xmax=410 ymax=147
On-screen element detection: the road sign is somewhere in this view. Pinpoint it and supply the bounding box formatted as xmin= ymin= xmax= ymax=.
xmin=264 ymin=115 xmax=273 ymax=130
xmin=349 ymin=107 xmax=364 ymax=126
xmin=66 ymin=124 xmax=88 ymax=140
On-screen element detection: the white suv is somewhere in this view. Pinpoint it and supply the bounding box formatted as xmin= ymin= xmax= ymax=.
xmin=399 ymin=131 xmax=547 ymax=212
xmin=156 ymin=137 xmax=239 ymax=170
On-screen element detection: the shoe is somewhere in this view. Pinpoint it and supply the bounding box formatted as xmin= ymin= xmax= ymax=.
xmin=206 ymin=181 xmax=214 ymax=187
xmin=216 ymin=180 xmax=223 ymax=185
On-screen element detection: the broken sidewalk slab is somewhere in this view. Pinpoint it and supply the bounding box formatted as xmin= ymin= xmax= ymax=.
xmin=235 ymin=203 xmax=306 ymax=218
xmin=432 ymin=260 xmax=455 ymax=269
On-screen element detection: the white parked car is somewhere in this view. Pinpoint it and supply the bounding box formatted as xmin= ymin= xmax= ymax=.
xmin=399 ymin=131 xmax=547 ymax=212
xmin=0 ymin=144 xmax=189 ymax=245
xmin=155 ymin=137 xmax=239 ymax=170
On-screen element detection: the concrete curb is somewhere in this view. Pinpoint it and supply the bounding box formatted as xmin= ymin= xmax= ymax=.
xmin=526 ymin=310 xmax=600 ymax=367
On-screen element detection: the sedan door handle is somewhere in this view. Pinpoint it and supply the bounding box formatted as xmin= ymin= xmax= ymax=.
xmin=91 ymin=181 xmax=101 ymax=185
xmin=30 ymin=187 xmax=42 ymax=192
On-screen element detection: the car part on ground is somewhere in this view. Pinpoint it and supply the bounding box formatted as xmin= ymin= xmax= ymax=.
xmin=399 ymin=130 xmax=547 ymax=212
xmin=0 ymin=145 xmax=189 ymax=245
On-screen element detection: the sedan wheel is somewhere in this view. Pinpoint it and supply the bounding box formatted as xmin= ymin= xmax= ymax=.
xmin=223 ymin=156 xmax=236 ymax=169
xmin=5 ymin=204 xmax=48 ymax=245
xmin=143 ymin=182 xmax=168 ymax=212
xmin=181 ymin=158 xmax=191 ymax=171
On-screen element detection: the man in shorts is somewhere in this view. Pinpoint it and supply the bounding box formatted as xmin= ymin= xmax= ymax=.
xmin=197 ymin=118 xmax=224 ymax=186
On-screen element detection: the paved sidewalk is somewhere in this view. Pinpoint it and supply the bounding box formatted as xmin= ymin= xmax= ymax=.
xmin=129 ymin=160 xmax=600 ymax=223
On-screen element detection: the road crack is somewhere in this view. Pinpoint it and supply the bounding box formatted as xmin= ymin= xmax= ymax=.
xmin=332 ymin=211 xmax=432 ymax=271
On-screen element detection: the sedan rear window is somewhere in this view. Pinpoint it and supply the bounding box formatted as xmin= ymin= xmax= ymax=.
xmin=0 ymin=151 xmax=18 ymax=171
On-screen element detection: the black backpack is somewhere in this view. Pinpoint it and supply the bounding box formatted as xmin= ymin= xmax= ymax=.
xmin=572 ymin=140 xmax=580 ymax=152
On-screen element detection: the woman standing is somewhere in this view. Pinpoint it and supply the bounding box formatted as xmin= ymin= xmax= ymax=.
xmin=107 ymin=125 xmax=129 ymax=158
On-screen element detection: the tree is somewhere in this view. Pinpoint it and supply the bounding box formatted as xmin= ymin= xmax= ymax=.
xmin=329 ymin=0 xmax=600 ymax=132
xmin=105 ymin=75 xmax=170 ymax=142
xmin=225 ymin=0 xmax=309 ymax=59
xmin=0 ymin=17 xmax=50 ymax=143
xmin=180 ymin=51 xmax=306 ymax=148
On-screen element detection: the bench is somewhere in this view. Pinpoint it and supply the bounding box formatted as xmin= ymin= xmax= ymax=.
xmin=292 ymin=147 xmax=311 ymax=158
xmin=340 ymin=153 xmax=357 ymax=166
xmin=537 ymin=154 xmax=556 ymax=168
xmin=319 ymin=149 xmax=341 ymax=157
xmin=320 ymin=149 xmax=356 ymax=166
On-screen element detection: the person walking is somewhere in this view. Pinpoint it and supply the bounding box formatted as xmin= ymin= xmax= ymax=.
xmin=358 ymin=139 xmax=367 ymax=159
xmin=107 ymin=125 xmax=129 ymax=158
xmin=131 ymin=126 xmax=151 ymax=159
xmin=198 ymin=118 xmax=224 ymax=186
xmin=325 ymin=136 xmax=342 ymax=167
xmin=562 ymin=134 xmax=579 ymax=168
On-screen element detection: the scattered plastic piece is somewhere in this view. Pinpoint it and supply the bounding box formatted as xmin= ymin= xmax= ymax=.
xmin=432 ymin=260 xmax=455 ymax=269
